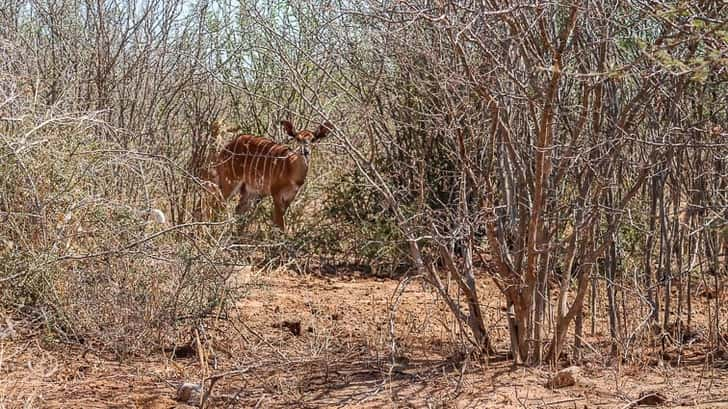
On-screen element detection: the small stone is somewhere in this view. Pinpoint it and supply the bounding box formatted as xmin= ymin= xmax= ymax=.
xmin=546 ymin=366 xmax=580 ymax=388
xmin=280 ymin=320 xmax=301 ymax=336
xmin=149 ymin=208 xmax=167 ymax=224
xmin=635 ymin=391 xmax=667 ymax=406
xmin=175 ymin=382 xmax=200 ymax=404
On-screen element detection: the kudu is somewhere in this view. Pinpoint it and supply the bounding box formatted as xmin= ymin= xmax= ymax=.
xmin=203 ymin=119 xmax=332 ymax=231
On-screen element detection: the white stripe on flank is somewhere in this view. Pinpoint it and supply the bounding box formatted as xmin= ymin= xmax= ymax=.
xmin=230 ymin=181 xmax=243 ymax=199
xmin=262 ymin=146 xmax=271 ymax=191
xmin=253 ymin=151 xmax=262 ymax=190
xmin=267 ymin=152 xmax=275 ymax=192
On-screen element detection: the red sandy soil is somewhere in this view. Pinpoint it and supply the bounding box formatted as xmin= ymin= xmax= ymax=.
xmin=1 ymin=268 xmax=727 ymax=408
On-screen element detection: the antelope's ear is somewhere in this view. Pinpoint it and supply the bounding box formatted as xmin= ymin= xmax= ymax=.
xmin=314 ymin=121 xmax=333 ymax=141
xmin=210 ymin=119 xmax=223 ymax=138
xmin=281 ymin=120 xmax=296 ymax=138
xmin=225 ymin=125 xmax=242 ymax=134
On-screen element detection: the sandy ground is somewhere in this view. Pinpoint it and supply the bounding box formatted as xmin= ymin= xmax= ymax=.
xmin=1 ymin=268 xmax=727 ymax=408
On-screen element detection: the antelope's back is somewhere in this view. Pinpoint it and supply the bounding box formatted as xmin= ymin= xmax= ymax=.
xmin=219 ymin=134 xmax=301 ymax=194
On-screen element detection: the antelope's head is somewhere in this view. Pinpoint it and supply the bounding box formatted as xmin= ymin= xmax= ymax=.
xmin=196 ymin=119 xmax=235 ymax=215
xmin=281 ymin=120 xmax=333 ymax=155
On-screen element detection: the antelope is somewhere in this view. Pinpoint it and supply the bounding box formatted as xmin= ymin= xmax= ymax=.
xmin=203 ymin=119 xmax=333 ymax=231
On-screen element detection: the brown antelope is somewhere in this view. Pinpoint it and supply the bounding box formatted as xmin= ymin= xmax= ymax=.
xmin=204 ymin=119 xmax=332 ymax=230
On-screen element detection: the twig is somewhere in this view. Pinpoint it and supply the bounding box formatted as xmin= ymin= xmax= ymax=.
xmin=199 ymin=366 xmax=259 ymax=408
xmin=539 ymin=397 xmax=585 ymax=408
xmin=696 ymin=399 xmax=728 ymax=405
xmin=51 ymin=220 xmax=234 ymax=262
xmin=454 ymin=348 xmax=471 ymax=395
xmin=617 ymin=399 xmax=639 ymax=409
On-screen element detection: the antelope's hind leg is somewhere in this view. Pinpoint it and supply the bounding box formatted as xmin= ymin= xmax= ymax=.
xmin=234 ymin=187 xmax=260 ymax=215
xmin=232 ymin=188 xmax=261 ymax=237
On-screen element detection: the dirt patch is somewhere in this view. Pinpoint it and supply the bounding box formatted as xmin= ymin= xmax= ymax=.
xmin=1 ymin=269 xmax=727 ymax=408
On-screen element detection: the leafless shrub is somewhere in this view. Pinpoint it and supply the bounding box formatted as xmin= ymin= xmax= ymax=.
xmin=1 ymin=0 xmax=726 ymax=368
xmin=251 ymin=0 xmax=727 ymax=363
xmin=0 ymin=1 xmax=243 ymax=354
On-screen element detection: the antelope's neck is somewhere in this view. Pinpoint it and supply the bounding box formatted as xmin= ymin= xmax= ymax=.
xmin=293 ymin=143 xmax=308 ymax=165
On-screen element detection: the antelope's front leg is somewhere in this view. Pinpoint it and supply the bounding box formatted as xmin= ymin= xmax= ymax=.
xmin=271 ymin=185 xmax=300 ymax=231
xmin=272 ymin=198 xmax=286 ymax=231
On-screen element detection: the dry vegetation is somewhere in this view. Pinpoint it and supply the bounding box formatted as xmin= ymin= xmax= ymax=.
xmin=1 ymin=270 xmax=727 ymax=408
xmin=1 ymin=0 xmax=727 ymax=408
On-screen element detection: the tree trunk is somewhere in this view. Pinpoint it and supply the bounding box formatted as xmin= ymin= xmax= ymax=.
xmin=644 ymin=174 xmax=660 ymax=322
